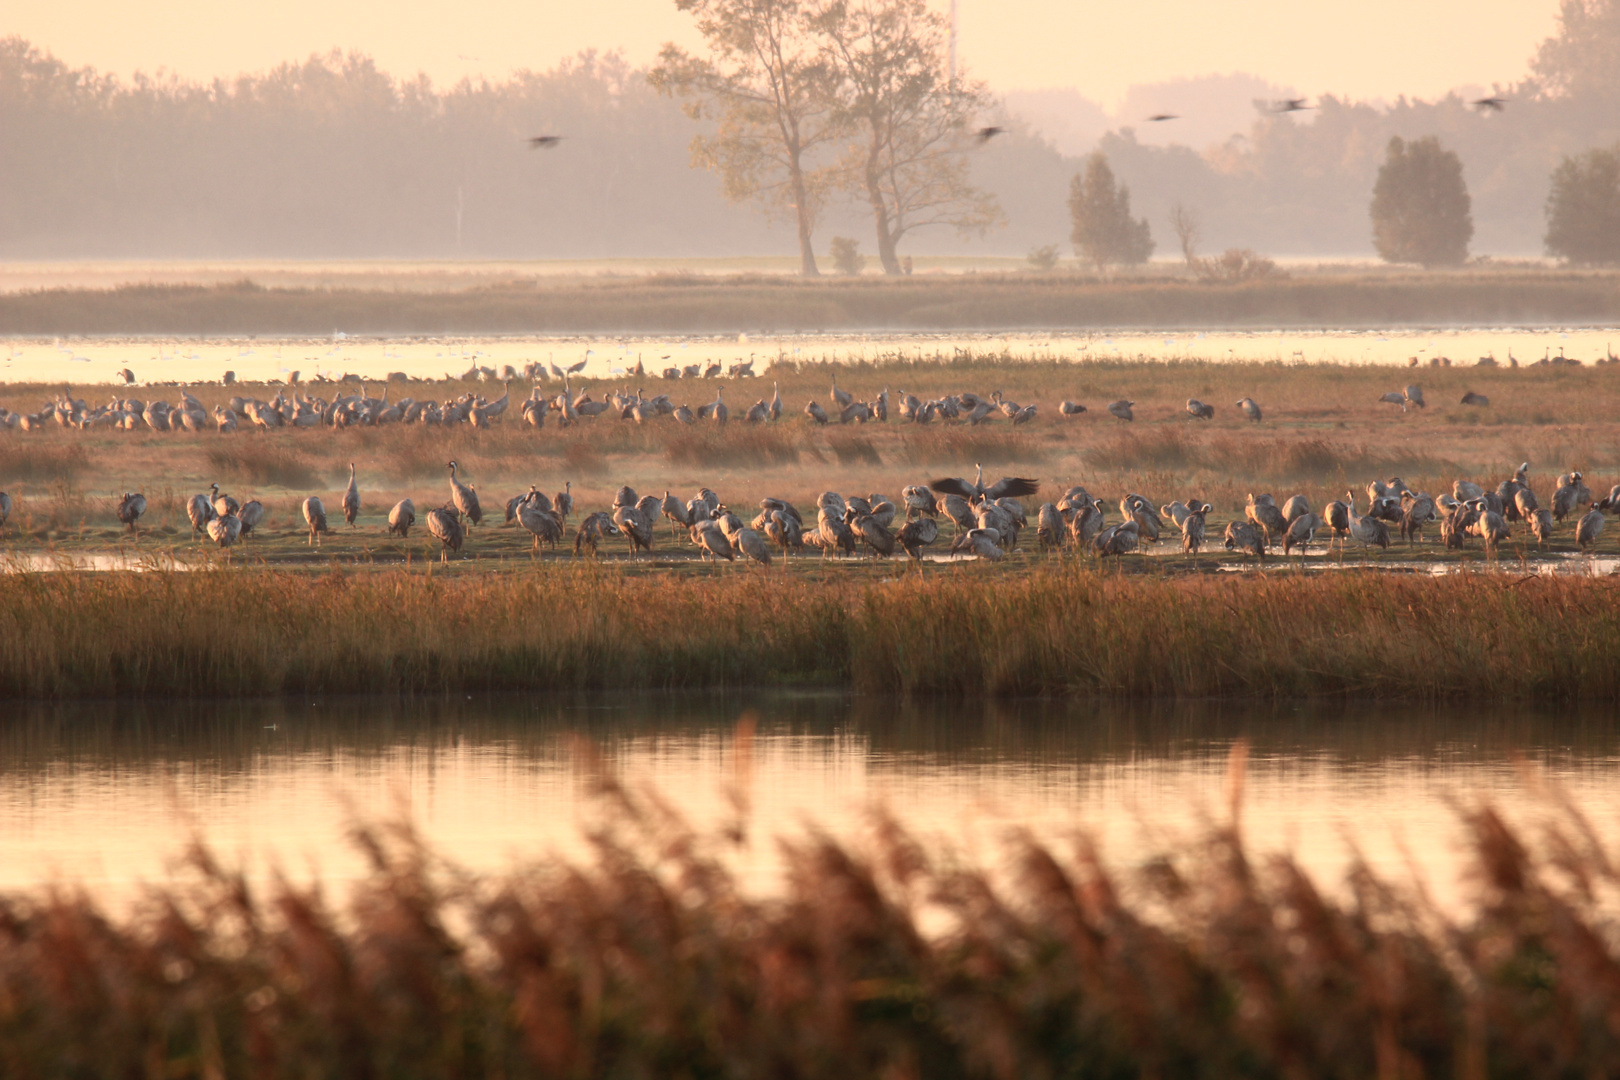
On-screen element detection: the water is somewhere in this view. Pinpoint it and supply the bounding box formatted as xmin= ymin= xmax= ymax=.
xmin=4 ymin=326 xmax=1618 ymax=385
xmin=1 ymin=693 xmax=1616 ymax=911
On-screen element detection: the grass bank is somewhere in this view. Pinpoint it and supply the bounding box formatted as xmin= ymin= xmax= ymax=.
xmin=2 ymin=788 xmax=1618 ymax=1077
xmin=4 ymin=269 xmax=1620 ymax=333
xmin=4 ymin=565 xmax=1618 ymax=700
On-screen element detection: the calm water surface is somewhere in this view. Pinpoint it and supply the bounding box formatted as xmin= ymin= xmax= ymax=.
xmin=1 ymin=693 xmax=1616 ymax=908
xmin=5 ymin=327 xmax=1618 ymax=385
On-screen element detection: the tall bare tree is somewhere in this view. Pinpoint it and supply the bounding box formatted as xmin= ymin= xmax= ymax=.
xmin=650 ymin=0 xmax=839 ymax=275
xmin=814 ymin=0 xmax=1002 ymax=275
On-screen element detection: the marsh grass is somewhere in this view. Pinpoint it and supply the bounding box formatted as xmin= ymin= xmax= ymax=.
xmin=0 ymin=439 xmax=89 ymax=483
xmin=665 ymin=427 xmax=801 ymax=468
xmin=2 ymin=566 xmax=1618 ymax=701
xmin=7 ymin=270 xmax=1620 ymax=332
xmin=2 ymin=770 xmax=1620 ymax=1076
xmin=1087 ymin=428 xmax=1453 ymax=484
xmin=900 ymin=427 xmax=1044 ymax=466
xmin=205 ymin=442 xmax=325 ymax=488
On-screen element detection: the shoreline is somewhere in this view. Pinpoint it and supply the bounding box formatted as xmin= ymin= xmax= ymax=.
xmin=4 ymin=272 xmax=1620 ymax=335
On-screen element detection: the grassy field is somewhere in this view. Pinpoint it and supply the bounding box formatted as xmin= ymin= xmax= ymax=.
xmin=1 ymin=782 xmax=1618 ymax=1077
xmin=3 ymin=267 xmax=1620 ymax=333
xmin=0 ymin=354 xmax=1615 ymax=566
xmin=2 ymin=565 xmax=1618 ymax=699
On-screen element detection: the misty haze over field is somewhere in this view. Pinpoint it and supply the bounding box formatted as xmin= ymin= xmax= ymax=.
xmin=2 ymin=7 xmax=1617 ymax=265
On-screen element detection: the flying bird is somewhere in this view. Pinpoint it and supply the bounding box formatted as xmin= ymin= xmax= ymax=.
xmin=1471 ymin=96 xmax=1507 ymax=113
xmin=973 ymin=126 xmax=1006 ymax=144
xmin=527 ymin=136 xmax=564 ymax=149
xmin=1269 ymin=98 xmax=1312 ymax=113
xmin=1146 ymin=113 xmax=1180 ymax=122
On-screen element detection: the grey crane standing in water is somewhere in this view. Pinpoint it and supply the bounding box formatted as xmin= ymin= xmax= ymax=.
xmin=897 ymin=515 xmax=939 ymax=560
xmin=1576 ymin=503 xmax=1605 ymax=551
xmin=1182 ymin=501 xmax=1209 ymax=554
xmin=207 ymin=512 xmax=242 ymax=550
xmin=186 ymin=491 xmax=216 ymax=536
xmin=342 ymin=463 xmax=360 ymax=527
xmin=238 ymin=499 xmax=264 ymax=537
xmin=388 ymin=498 xmax=416 ymax=538
xmin=209 ymin=483 xmax=239 ymax=519
xmin=1344 ymin=492 xmax=1391 ymax=550
xmin=302 ymin=496 xmax=328 ymax=547
xmin=426 ymin=506 xmax=465 ymax=562
xmin=117 ymin=492 xmax=147 ymax=533
xmin=447 ymin=460 xmax=482 ymax=526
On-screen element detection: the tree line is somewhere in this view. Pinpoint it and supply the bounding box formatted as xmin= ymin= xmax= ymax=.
xmin=3 ymin=0 xmax=1620 ymax=265
xmin=1060 ymin=0 xmax=1620 ymax=269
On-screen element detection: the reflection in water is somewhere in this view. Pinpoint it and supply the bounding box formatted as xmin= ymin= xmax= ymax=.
xmin=0 ymin=692 xmax=1616 ymax=907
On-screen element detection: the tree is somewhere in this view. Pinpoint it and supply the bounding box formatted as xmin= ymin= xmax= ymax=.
xmin=1545 ymin=145 xmax=1620 ymax=264
xmin=813 ymin=0 xmax=1001 ymax=275
xmin=1168 ymin=202 xmax=1201 ymax=267
xmin=1369 ymin=136 xmax=1473 ymax=267
xmin=650 ymin=0 xmax=839 ymax=275
xmin=1068 ymin=152 xmax=1153 ymax=269
xmin=1531 ymin=0 xmax=1620 ymax=104
xmin=829 ymin=235 xmax=865 ymax=272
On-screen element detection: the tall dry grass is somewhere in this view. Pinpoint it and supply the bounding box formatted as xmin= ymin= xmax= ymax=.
xmin=2 ymin=566 xmax=1618 ymax=700
xmin=1 ymin=779 xmax=1620 ymax=1076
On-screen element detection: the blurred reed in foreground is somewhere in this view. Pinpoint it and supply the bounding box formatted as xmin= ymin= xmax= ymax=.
xmin=2 ymin=780 xmax=1619 ymax=1077
xmin=1 ymin=565 xmax=1618 ymax=699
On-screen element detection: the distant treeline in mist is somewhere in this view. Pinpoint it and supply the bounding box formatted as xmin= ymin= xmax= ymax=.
xmin=2 ymin=4 xmax=1618 ymax=261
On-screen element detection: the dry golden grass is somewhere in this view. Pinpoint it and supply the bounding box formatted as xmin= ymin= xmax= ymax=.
xmin=1 ymin=774 xmax=1619 ymax=1075
xmin=1 ymin=565 xmax=1618 ymax=700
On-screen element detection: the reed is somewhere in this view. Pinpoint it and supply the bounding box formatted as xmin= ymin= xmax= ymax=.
xmin=2 ymin=565 xmax=1617 ymax=701
xmin=1 ymin=778 xmax=1619 ymax=1076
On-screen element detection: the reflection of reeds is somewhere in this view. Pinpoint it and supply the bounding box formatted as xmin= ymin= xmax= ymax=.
xmin=1 ymin=783 xmax=1618 ymax=1075
xmin=2 ymin=567 xmax=1618 ymax=700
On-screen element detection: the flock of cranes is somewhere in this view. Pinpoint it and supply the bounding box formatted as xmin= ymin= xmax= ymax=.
xmin=0 ymin=370 xmax=1515 ymax=435
xmin=77 ymin=456 xmax=1612 ymax=569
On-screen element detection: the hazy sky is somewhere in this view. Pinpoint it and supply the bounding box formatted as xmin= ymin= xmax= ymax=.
xmin=7 ymin=0 xmax=1562 ymax=108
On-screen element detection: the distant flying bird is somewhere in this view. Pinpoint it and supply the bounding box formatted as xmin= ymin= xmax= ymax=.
xmin=1269 ymin=98 xmax=1312 ymax=113
xmin=1471 ymin=96 xmax=1507 ymax=112
xmin=527 ymin=136 xmax=564 ymax=149
xmin=1146 ymin=113 xmax=1180 ymax=122
xmin=973 ymin=126 xmax=1006 ymax=144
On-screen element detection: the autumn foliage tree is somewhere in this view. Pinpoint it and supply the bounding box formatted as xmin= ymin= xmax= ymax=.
xmin=1369 ymin=136 xmax=1473 ymax=267
xmin=814 ymin=0 xmax=1001 ymax=275
xmin=1068 ymin=152 xmax=1153 ymax=270
xmin=650 ymin=0 xmax=840 ymax=275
